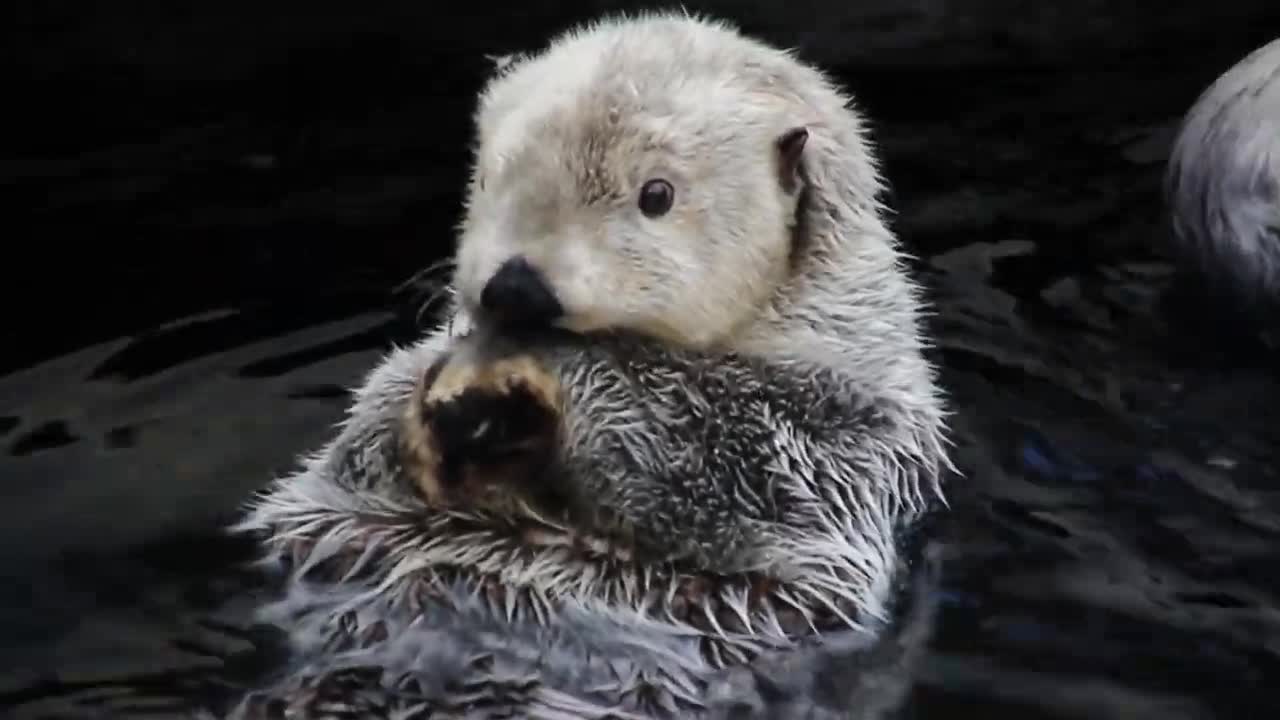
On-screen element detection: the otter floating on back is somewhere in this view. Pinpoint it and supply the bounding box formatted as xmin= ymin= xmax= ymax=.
xmin=230 ymin=12 xmax=952 ymax=719
xmin=1165 ymin=37 xmax=1280 ymax=316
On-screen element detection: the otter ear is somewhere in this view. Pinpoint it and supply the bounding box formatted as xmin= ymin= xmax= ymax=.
xmin=776 ymin=126 xmax=809 ymax=194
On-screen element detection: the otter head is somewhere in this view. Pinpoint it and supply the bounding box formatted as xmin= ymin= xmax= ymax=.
xmin=451 ymin=19 xmax=818 ymax=350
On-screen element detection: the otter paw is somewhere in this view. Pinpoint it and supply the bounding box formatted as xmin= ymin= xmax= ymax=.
xmin=404 ymin=352 xmax=562 ymax=505
xmin=425 ymin=354 xmax=562 ymax=465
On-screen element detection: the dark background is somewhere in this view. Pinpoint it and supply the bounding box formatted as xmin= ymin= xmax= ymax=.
xmin=5 ymin=1 xmax=1280 ymax=717
xmin=8 ymin=0 xmax=1280 ymax=374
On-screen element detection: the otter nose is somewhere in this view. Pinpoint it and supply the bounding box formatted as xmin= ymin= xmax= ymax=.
xmin=479 ymin=257 xmax=563 ymax=327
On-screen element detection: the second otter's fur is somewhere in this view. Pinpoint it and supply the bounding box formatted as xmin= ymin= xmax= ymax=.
xmin=1165 ymin=37 xmax=1280 ymax=315
xmin=230 ymin=12 xmax=952 ymax=719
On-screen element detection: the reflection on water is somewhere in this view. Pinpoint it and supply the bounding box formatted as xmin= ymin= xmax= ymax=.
xmin=0 ymin=311 xmax=401 ymax=707
xmin=4 ymin=63 xmax=1279 ymax=719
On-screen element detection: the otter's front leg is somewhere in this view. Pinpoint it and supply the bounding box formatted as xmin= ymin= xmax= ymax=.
xmin=398 ymin=330 xmax=789 ymax=567
xmin=538 ymin=334 xmax=777 ymax=568
xmin=399 ymin=330 xmax=935 ymax=571
xmin=399 ymin=331 xmax=712 ymax=553
xmin=314 ymin=330 xmax=457 ymax=497
xmin=534 ymin=331 xmax=933 ymax=572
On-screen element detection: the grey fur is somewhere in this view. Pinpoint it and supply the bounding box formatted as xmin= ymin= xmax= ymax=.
xmin=1165 ymin=37 xmax=1280 ymax=308
xmin=229 ymin=11 xmax=952 ymax=719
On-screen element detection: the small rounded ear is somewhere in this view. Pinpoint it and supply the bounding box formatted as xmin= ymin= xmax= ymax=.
xmin=776 ymin=126 xmax=809 ymax=194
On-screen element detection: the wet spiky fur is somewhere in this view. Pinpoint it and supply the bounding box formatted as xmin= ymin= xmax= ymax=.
xmin=230 ymin=11 xmax=952 ymax=720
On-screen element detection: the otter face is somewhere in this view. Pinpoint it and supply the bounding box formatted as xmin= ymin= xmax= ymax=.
xmin=452 ymin=31 xmax=809 ymax=349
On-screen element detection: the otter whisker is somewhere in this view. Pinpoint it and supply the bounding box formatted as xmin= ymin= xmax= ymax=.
xmin=400 ymin=269 xmax=460 ymax=330
xmin=393 ymin=256 xmax=457 ymax=297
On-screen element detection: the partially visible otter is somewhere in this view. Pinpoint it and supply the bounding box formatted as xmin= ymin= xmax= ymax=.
xmin=231 ymin=12 xmax=951 ymax=719
xmin=1165 ymin=37 xmax=1280 ymax=318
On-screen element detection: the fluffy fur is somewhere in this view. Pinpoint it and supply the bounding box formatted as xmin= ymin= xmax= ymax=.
xmin=1165 ymin=37 xmax=1280 ymax=311
xmin=229 ymin=11 xmax=952 ymax=719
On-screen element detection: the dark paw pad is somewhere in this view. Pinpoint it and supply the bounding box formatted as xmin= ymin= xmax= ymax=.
xmin=428 ymin=381 xmax=560 ymax=487
xmin=406 ymin=354 xmax=562 ymax=501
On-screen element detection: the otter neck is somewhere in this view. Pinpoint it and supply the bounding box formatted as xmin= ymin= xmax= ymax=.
xmin=733 ymin=209 xmax=935 ymax=409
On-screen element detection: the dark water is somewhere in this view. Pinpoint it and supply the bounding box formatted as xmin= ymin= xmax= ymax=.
xmin=6 ymin=2 xmax=1280 ymax=718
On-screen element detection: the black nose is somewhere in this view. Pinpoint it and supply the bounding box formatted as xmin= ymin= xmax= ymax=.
xmin=479 ymin=257 xmax=563 ymax=328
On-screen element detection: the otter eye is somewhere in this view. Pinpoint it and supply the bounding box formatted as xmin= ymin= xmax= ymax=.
xmin=638 ymin=179 xmax=674 ymax=218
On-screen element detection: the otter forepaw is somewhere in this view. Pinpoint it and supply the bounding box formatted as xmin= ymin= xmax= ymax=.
xmin=425 ymin=354 xmax=562 ymax=464
xmin=404 ymin=352 xmax=562 ymax=506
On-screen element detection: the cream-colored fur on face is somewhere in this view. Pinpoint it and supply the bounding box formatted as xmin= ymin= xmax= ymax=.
xmin=454 ymin=15 xmax=812 ymax=350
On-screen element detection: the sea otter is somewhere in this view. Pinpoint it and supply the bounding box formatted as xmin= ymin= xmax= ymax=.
xmin=229 ymin=12 xmax=952 ymax=719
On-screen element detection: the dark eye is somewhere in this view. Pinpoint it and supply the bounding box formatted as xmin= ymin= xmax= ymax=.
xmin=638 ymin=178 xmax=674 ymax=218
